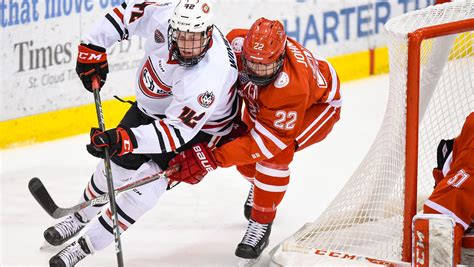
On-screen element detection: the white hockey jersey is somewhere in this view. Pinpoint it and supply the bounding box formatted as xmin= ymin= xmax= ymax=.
xmin=82 ymin=0 xmax=239 ymax=154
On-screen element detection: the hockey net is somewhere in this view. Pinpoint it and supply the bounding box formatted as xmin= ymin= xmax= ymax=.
xmin=271 ymin=2 xmax=473 ymax=265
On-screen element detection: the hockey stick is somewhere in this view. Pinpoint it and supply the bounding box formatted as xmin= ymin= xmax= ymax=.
xmin=92 ymin=76 xmax=125 ymax=266
xmin=28 ymin=165 xmax=178 ymax=219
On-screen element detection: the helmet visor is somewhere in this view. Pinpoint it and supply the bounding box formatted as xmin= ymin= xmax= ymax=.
xmin=242 ymin=53 xmax=284 ymax=86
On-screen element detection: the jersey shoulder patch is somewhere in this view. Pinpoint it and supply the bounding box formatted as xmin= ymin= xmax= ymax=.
xmin=274 ymin=71 xmax=290 ymax=88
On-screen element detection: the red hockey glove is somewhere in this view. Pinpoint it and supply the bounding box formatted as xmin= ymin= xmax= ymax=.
xmin=168 ymin=143 xmax=218 ymax=185
xmin=87 ymin=126 xmax=137 ymax=158
xmin=76 ymin=43 xmax=108 ymax=92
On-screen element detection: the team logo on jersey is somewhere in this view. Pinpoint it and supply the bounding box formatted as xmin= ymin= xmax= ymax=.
xmin=274 ymin=71 xmax=289 ymax=88
xmin=231 ymin=37 xmax=244 ymax=53
xmin=154 ymin=29 xmax=165 ymax=43
xmin=139 ymin=59 xmax=172 ymax=99
xmin=197 ymin=91 xmax=215 ymax=108
xmin=202 ymin=3 xmax=210 ymax=13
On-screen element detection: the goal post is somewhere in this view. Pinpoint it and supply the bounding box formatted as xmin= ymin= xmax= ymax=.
xmin=271 ymin=2 xmax=473 ymax=265
xmin=404 ymin=17 xmax=474 ymax=263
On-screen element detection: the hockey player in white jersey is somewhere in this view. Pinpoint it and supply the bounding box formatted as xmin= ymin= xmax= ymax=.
xmin=43 ymin=1 xmax=239 ymax=266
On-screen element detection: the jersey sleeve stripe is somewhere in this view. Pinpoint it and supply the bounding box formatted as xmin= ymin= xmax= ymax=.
xmin=159 ymin=120 xmax=176 ymax=151
xmin=442 ymin=152 xmax=453 ymax=176
xmin=250 ymin=129 xmax=273 ymax=158
xmin=297 ymin=107 xmax=338 ymax=147
xmin=105 ymin=13 xmax=125 ymax=40
xmin=255 ymin=121 xmax=287 ymax=150
xmin=315 ymin=56 xmax=340 ymax=103
xmin=254 ymin=179 xmax=288 ymax=193
xmin=424 ymin=199 xmax=469 ymax=229
xmin=296 ymin=105 xmax=332 ymax=141
xmin=152 ymin=122 xmax=166 ymax=153
xmin=113 ymin=8 xmax=124 ymax=23
xmin=154 ymin=121 xmax=173 ymax=151
xmin=326 ymin=61 xmax=339 ymax=103
xmin=256 ymin=163 xmax=290 ymax=177
xmin=172 ymin=127 xmax=185 ymax=147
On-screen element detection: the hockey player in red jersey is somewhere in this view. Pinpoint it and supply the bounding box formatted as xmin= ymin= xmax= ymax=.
xmin=167 ymin=17 xmax=342 ymax=261
xmin=43 ymin=1 xmax=239 ymax=266
xmin=423 ymin=112 xmax=474 ymax=265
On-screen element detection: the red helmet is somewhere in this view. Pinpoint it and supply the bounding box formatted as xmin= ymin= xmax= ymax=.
xmin=242 ymin=18 xmax=287 ymax=86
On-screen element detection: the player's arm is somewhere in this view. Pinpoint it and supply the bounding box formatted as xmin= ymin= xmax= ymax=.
xmin=312 ymin=55 xmax=342 ymax=106
xmin=214 ymin=94 xmax=307 ymax=167
xmin=82 ymin=0 xmax=172 ymax=48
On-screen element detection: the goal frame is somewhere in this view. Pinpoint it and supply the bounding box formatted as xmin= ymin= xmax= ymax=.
xmin=403 ymin=18 xmax=474 ymax=262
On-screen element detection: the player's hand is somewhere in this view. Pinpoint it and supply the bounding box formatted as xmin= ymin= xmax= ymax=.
xmin=76 ymin=43 xmax=109 ymax=92
xmin=167 ymin=143 xmax=218 ymax=185
xmin=87 ymin=126 xmax=137 ymax=158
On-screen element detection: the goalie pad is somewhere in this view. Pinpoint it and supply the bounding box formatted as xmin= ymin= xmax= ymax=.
xmin=412 ymin=214 xmax=455 ymax=267
xmin=462 ymin=233 xmax=474 ymax=266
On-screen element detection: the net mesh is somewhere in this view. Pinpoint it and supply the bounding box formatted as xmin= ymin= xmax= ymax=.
xmin=280 ymin=2 xmax=473 ymax=262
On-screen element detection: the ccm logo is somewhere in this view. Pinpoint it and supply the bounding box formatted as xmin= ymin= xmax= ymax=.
xmin=78 ymin=52 xmax=103 ymax=61
xmin=415 ymin=230 xmax=425 ymax=266
xmin=193 ymin=146 xmax=215 ymax=172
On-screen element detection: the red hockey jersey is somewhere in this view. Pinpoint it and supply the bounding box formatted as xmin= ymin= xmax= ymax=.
xmin=213 ymin=29 xmax=341 ymax=167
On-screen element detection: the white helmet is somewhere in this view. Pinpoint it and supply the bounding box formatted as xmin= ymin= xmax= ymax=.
xmin=169 ymin=0 xmax=214 ymax=32
xmin=168 ymin=0 xmax=214 ymax=67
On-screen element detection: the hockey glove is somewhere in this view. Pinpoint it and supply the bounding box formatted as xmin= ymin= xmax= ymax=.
xmin=167 ymin=143 xmax=218 ymax=185
xmin=76 ymin=43 xmax=109 ymax=92
xmin=87 ymin=126 xmax=137 ymax=158
xmin=432 ymin=138 xmax=454 ymax=187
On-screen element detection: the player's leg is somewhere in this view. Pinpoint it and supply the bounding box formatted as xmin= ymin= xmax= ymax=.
xmin=462 ymin=228 xmax=474 ymax=266
xmin=50 ymin=160 xmax=168 ymax=266
xmin=234 ymin=103 xmax=341 ymax=260
xmin=43 ymin=102 xmax=151 ymax=246
xmin=236 ymin=163 xmax=256 ymax=220
xmin=423 ymin=174 xmax=474 ymax=264
xmin=235 ymin=145 xmax=294 ymax=260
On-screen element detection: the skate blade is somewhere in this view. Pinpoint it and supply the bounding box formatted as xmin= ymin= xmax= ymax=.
xmin=40 ymin=240 xmax=69 ymax=251
xmin=237 ymin=256 xmax=261 ymax=267
xmin=40 ymin=240 xmax=53 ymax=250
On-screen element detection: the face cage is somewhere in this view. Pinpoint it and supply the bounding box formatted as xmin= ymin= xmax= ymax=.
xmin=242 ymin=53 xmax=285 ymax=87
xmin=167 ymin=26 xmax=212 ymax=67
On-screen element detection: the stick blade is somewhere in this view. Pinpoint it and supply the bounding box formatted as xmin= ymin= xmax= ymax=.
xmin=28 ymin=177 xmax=60 ymax=218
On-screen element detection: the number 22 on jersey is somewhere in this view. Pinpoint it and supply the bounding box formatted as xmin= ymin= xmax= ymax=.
xmin=274 ymin=110 xmax=297 ymax=130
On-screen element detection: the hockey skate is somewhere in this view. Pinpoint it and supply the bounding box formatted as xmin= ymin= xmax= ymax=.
xmin=235 ymin=219 xmax=272 ymax=266
xmin=43 ymin=212 xmax=88 ymax=247
xmin=243 ymin=185 xmax=254 ymax=221
xmin=49 ymin=236 xmax=93 ymax=267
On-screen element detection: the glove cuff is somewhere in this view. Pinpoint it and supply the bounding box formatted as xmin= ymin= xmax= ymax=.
xmin=116 ymin=126 xmax=138 ymax=155
xmin=82 ymin=43 xmax=107 ymax=53
xmin=78 ymin=44 xmax=107 ymax=64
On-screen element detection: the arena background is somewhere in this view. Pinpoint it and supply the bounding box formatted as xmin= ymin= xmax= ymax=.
xmin=0 ymin=0 xmax=437 ymax=148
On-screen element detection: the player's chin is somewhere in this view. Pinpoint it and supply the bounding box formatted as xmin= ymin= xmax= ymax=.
xmin=180 ymin=52 xmax=200 ymax=59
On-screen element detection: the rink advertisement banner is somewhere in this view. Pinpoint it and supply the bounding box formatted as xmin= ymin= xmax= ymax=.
xmin=0 ymin=0 xmax=436 ymax=148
